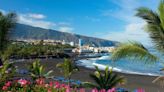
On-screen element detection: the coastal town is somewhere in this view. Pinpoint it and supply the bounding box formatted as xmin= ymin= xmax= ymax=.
xmin=14 ymin=39 xmax=116 ymax=53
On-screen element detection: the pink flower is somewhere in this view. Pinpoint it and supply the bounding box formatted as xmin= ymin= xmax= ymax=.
xmin=61 ymin=84 xmax=66 ymax=87
xmin=65 ymin=86 xmax=71 ymax=92
xmin=100 ymin=89 xmax=106 ymax=92
xmin=79 ymin=88 xmax=85 ymax=92
xmin=136 ymin=88 xmax=145 ymax=92
xmin=36 ymin=78 xmax=45 ymax=85
xmin=92 ymin=88 xmax=98 ymax=92
xmin=107 ymin=88 xmax=116 ymax=92
xmin=54 ymin=81 xmax=60 ymax=88
xmin=18 ymin=79 xmax=28 ymax=86
xmin=5 ymin=81 xmax=12 ymax=87
xmin=2 ymin=86 xmax=8 ymax=90
xmin=48 ymin=88 xmax=52 ymax=92
xmin=49 ymin=81 xmax=53 ymax=87
xmin=45 ymin=84 xmax=49 ymax=88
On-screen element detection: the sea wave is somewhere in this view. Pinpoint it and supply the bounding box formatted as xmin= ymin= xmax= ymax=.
xmin=76 ymin=56 xmax=162 ymax=77
xmin=92 ymin=62 xmax=160 ymax=76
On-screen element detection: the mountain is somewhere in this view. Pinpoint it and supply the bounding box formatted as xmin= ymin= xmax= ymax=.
xmin=10 ymin=23 xmax=117 ymax=47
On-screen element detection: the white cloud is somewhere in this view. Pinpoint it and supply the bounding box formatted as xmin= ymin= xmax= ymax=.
xmin=0 ymin=9 xmax=74 ymax=31
xmin=101 ymin=0 xmax=153 ymax=45
xmin=104 ymin=22 xmax=151 ymax=45
xmin=58 ymin=26 xmax=74 ymax=33
xmin=125 ymin=22 xmax=146 ymax=33
xmin=28 ymin=13 xmax=46 ymax=19
xmin=18 ymin=14 xmax=56 ymax=29
xmin=0 ymin=9 xmax=74 ymax=36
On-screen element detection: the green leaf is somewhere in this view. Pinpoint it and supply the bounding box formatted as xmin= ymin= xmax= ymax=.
xmin=111 ymin=42 xmax=158 ymax=64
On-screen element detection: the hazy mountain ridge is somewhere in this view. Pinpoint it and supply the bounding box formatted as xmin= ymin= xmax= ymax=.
xmin=11 ymin=23 xmax=117 ymax=47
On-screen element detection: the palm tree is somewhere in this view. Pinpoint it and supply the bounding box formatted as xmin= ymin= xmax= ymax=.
xmin=56 ymin=58 xmax=79 ymax=85
xmin=111 ymin=0 xmax=164 ymax=86
xmin=111 ymin=42 xmax=158 ymax=64
xmin=29 ymin=59 xmax=53 ymax=80
xmin=84 ymin=66 xmax=125 ymax=90
xmin=0 ymin=12 xmax=17 ymax=65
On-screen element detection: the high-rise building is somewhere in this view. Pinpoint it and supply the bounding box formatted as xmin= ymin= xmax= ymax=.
xmin=79 ymin=39 xmax=82 ymax=47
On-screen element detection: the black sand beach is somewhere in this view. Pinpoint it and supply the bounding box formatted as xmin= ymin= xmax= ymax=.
xmin=13 ymin=59 xmax=164 ymax=92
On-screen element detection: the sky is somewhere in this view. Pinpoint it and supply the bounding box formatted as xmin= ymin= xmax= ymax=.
xmin=0 ymin=0 xmax=160 ymax=45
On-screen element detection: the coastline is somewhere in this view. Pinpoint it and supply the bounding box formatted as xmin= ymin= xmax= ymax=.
xmin=13 ymin=58 xmax=164 ymax=92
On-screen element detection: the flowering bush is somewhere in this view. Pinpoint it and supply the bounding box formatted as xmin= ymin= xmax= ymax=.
xmin=0 ymin=78 xmax=145 ymax=92
xmin=0 ymin=79 xmax=113 ymax=92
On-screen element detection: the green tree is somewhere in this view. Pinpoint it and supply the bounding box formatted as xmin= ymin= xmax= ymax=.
xmin=56 ymin=59 xmax=79 ymax=85
xmin=29 ymin=59 xmax=53 ymax=80
xmin=111 ymin=0 xmax=164 ymax=86
xmin=0 ymin=12 xmax=17 ymax=88
xmin=84 ymin=66 xmax=125 ymax=90
xmin=0 ymin=12 xmax=17 ymax=64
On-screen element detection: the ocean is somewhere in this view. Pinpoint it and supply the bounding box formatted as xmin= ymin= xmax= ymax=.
xmin=77 ymin=50 xmax=164 ymax=76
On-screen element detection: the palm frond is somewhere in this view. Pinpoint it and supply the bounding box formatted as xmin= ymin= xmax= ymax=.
xmin=29 ymin=60 xmax=53 ymax=79
xmin=90 ymin=74 xmax=102 ymax=87
xmin=44 ymin=70 xmax=53 ymax=78
xmin=158 ymin=0 xmax=164 ymax=29
xmin=136 ymin=6 xmax=164 ymax=53
xmin=87 ymin=66 xmax=125 ymax=90
xmin=152 ymin=76 xmax=164 ymax=88
xmin=111 ymin=42 xmax=158 ymax=64
xmin=136 ymin=7 xmax=160 ymax=24
xmin=83 ymin=82 xmax=99 ymax=89
xmin=56 ymin=58 xmax=79 ymax=79
xmin=110 ymin=76 xmax=125 ymax=87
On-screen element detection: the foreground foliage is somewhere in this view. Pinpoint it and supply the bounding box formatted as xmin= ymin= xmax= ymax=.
xmin=0 ymin=61 xmax=15 ymax=88
xmin=56 ymin=59 xmax=79 ymax=85
xmin=29 ymin=59 xmax=53 ymax=80
xmin=111 ymin=42 xmax=158 ymax=64
xmin=0 ymin=78 xmax=145 ymax=92
xmin=84 ymin=66 xmax=125 ymax=90
xmin=111 ymin=0 xmax=164 ymax=87
xmin=0 ymin=12 xmax=17 ymax=66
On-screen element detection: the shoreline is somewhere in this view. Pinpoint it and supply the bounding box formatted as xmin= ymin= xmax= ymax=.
xmin=13 ymin=58 xmax=164 ymax=92
xmin=76 ymin=60 xmax=162 ymax=77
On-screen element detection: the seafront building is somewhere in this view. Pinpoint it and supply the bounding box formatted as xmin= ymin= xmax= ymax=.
xmin=72 ymin=45 xmax=115 ymax=53
xmin=14 ymin=39 xmax=76 ymax=46
xmin=14 ymin=39 xmax=115 ymax=53
xmin=72 ymin=39 xmax=115 ymax=53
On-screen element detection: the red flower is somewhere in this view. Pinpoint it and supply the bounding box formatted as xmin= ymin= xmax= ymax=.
xmin=60 ymin=84 xmax=66 ymax=87
xmin=5 ymin=81 xmax=12 ymax=87
xmin=36 ymin=78 xmax=45 ymax=85
xmin=48 ymin=88 xmax=52 ymax=92
xmin=99 ymin=89 xmax=106 ymax=92
xmin=2 ymin=86 xmax=8 ymax=90
xmin=92 ymin=88 xmax=98 ymax=92
xmin=54 ymin=81 xmax=60 ymax=88
xmin=18 ymin=79 xmax=28 ymax=86
xmin=79 ymin=88 xmax=85 ymax=92
xmin=49 ymin=81 xmax=53 ymax=87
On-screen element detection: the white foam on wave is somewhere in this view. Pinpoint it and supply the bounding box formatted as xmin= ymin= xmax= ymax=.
xmin=98 ymin=56 xmax=109 ymax=60
xmin=92 ymin=63 xmax=160 ymax=76
xmin=76 ymin=59 xmax=95 ymax=68
xmin=77 ymin=56 xmax=161 ymax=77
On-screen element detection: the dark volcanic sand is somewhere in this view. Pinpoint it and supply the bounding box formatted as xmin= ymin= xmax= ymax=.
xmin=13 ymin=59 xmax=164 ymax=92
